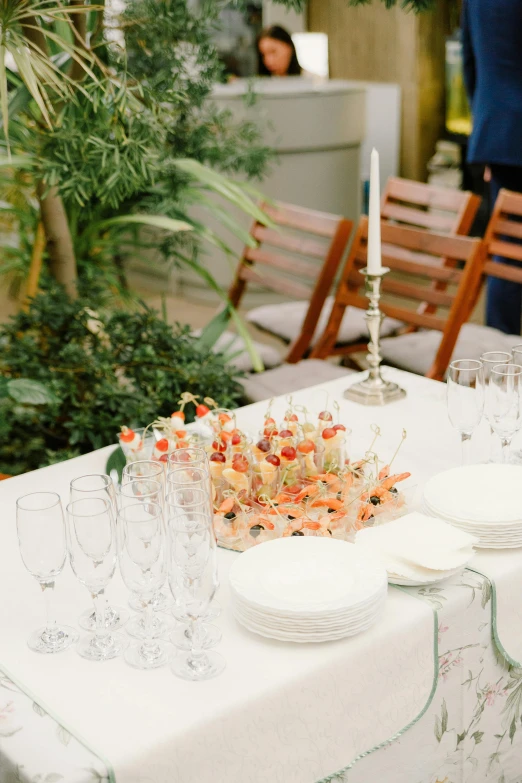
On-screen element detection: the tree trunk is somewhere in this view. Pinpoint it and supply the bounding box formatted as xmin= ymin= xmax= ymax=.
xmin=37 ymin=184 xmax=78 ymax=298
xmin=24 ymin=222 xmax=46 ymax=307
xmin=21 ymin=13 xmax=79 ymax=298
xmin=69 ymin=0 xmax=88 ymax=82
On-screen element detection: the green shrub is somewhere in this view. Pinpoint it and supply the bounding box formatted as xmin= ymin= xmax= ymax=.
xmin=0 ymin=287 xmax=244 ymax=475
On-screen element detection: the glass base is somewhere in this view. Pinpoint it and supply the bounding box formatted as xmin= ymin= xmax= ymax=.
xmin=77 ymin=632 xmax=128 ymax=662
xmin=171 ymin=623 xmax=221 ymax=651
xmin=172 ymin=650 xmax=226 ymax=681
xmin=129 ymin=590 xmax=171 ymax=613
xmin=127 ymin=613 xmax=171 ymax=640
xmin=124 ymin=640 xmax=171 ymax=670
xmin=79 ymin=605 xmax=129 ymax=632
xmin=28 ymin=625 xmax=79 ymax=655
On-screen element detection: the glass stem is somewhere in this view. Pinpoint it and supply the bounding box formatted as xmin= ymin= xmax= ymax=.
xmin=92 ymin=589 xmax=108 ymax=644
xmin=187 ymin=618 xmax=207 ymax=673
xmin=461 ymin=432 xmax=472 ymax=466
xmin=501 ymin=437 xmax=512 ymax=464
xmin=41 ymin=580 xmax=56 ymax=637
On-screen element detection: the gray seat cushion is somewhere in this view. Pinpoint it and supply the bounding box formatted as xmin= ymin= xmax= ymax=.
xmin=246 ymin=297 xmax=403 ymax=347
xmin=381 ymin=323 xmax=522 ymax=377
xmin=203 ymin=330 xmax=282 ymax=373
xmin=241 ymin=359 xmax=355 ymax=403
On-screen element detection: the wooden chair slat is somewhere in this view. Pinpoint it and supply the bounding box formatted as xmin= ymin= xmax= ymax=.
xmin=493 ymin=219 xmax=522 ymax=241
xmin=244 ymin=247 xmax=318 ymax=280
xmin=335 ymin=287 xmax=447 ymax=331
xmin=239 ymin=265 xmax=316 ymax=300
xmin=488 ymin=239 xmax=522 ymax=264
xmin=251 ymin=226 xmax=327 ymax=259
xmin=384 ymin=177 xmax=472 ymax=212
xmin=381 ymin=203 xmax=456 ymax=232
xmin=484 ymin=260 xmax=522 ymax=284
xmin=261 ymin=202 xmax=341 ymax=237
xmin=354 ymin=244 xmax=463 ymax=281
xmin=499 ymin=191 xmax=522 ymax=218
xmin=382 ymin=278 xmax=455 ymax=307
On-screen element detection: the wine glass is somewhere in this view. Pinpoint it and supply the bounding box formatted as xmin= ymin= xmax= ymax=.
xmin=122 ymin=461 xmax=169 ymax=611
xmin=486 ymin=364 xmax=522 ymax=463
xmin=70 ymin=474 xmax=128 ymax=633
xmin=66 ymin=498 xmax=127 ymax=661
xmin=167 ymin=491 xmax=221 ymax=648
xmin=120 ymin=479 xmax=164 ymax=509
xmin=168 ymin=447 xmax=209 ymax=474
xmin=447 ymin=359 xmax=485 ymax=465
xmin=16 ymin=492 xmax=79 ymax=654
xmin=118 ymin=503 xmax=171 ymax=669
xmin=167 ymin=510 xmax=225 ymax=681
xmin=480 ymin=352 xmax=513 ymax=461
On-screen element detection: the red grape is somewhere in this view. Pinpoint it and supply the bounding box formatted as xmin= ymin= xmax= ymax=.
xmin=333 ymin=424 xmax=346 ymax=432
xmin=322 ymin=427 xmax=336 ymax=440
xmin=265 ymin=454 xmax=280 ymax=467
xmin=281 ymin=446 xmax=297 ymax=461
xmin=256 ymin=439 xmax=271 ymax=452
xmin=210 ymin=452 xmax=226 ymax=463
xmin=318 ymin=410 xmax=333 ymax=421
xmin=285 ymin=413 xmax=298 ymax=422
xmin=231 ymin=433 xmax=242 ymax=446
xmin=279 ymin=429 xmax=293 ymax=438
xmin=212 ymin=439 xmax=227 ymax=453
xmin=232 ymin=455 xmax=249 ymax=473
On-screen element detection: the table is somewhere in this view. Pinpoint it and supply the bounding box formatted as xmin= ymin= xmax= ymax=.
xmin=2 ymin=368 xmax=522 ymax=783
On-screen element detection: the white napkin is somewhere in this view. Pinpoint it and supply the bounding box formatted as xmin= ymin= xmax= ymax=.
xmin=355 ymin=512 xmax=478 ymax=572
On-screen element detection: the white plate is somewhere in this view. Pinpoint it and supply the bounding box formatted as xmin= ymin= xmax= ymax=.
xmin=232 ymin=588 xmax=386 ymax=632
xmin=423 ymin=464 xmax=522 ymax=524
xmin=233 ymin=602 xmax=385 ymax=643
xmin=229 ymin=537 xmax=387 ymax=617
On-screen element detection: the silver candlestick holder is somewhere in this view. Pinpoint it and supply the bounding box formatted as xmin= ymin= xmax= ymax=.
xmin=344 ymin=267 xmax=406 ymax=406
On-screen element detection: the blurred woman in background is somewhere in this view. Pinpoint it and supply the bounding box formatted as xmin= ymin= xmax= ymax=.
xmin=258 ymin=25 xmax=302 ymax=77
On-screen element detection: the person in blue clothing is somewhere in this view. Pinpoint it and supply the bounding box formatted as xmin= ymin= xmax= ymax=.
xmin=461 ymin=0 xmax=522 ymax=335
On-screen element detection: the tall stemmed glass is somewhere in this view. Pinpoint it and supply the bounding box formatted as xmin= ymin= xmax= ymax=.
xmin=167 ymin=489 xmax=221 ymax=651
xmin=486 ymin=364 xmax=522 ymax=463
xmin=67 ymin=497 xmax=127 ymax=661
xmin=122 ymin=461 xmax=169 ymax=612
xmin=168 ymin=510 xmax=225 ymax=681
xmin=480 ymin=352 xmax=513 ymax=461
xmin=120 ymin=479 xmax=164 ymax=509
xmin=16 ymin=492 xmax=79 ymax=654
xmin=447 ymin=359 xmax=485 ymax=465
xmin=118 ymin=502 xmax=170 ymax=669
xmin=70 ymin=474 xmax=128 ymax=632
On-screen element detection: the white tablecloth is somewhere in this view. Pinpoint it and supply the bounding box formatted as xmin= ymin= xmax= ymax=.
xmin=1 ymin=368 xmax=522 ymax=783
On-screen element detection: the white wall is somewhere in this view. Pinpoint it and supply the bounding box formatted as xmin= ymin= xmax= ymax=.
xmin=262 ymin=0 xmax=306 ymax=32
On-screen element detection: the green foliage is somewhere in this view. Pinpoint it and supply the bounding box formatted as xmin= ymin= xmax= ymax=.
xmin=0 ymin=286 xmax=244 ymax=475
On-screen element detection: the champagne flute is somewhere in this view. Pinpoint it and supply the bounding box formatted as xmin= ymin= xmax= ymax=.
xmin=167 ymin=510 xmax=225 ymax=681
xmin=70 ymin=474 xmax=128 ymax=632
xmin=447 ymin=359 xmax=485 ymax=465
xmin=480 ymin=351 xmax=513 ymax=461
xmin=16 ymin=492 xmax=79 ymax=654
xmin=486 ymin=364 xmax=522 ymax=463
xmin=67 ymin=498 xmax=127 ymax=661
xmin=119 ymin=503 xmax=170 ymax=669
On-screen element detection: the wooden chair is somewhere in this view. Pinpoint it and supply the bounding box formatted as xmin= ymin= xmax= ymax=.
xmin=482 ymin=188 xmax=522 ymax=290
xmin=310 ymin=218 xmax=485 ymax=381
xmin=381 ymin=177 xmax=481 ymax=235
xmin=382 ymin=178 xmax=481 ymax=317
xmin=230 ymin=201 xmax=353 ymax=364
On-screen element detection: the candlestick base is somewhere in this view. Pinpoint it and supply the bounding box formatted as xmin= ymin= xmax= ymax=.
xmin=344 ymin=374 xmax=406 ymax=406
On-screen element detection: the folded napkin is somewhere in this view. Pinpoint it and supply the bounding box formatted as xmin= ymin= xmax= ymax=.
xmin=355 ymin=513 xmax=478 ymax=583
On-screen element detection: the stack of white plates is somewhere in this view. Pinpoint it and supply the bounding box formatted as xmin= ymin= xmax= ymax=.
xmin=229 ymin=537 xmax=387 ymax=643
xmin=355 ymin=512 xmax=477 ymax=586
xmin=423 ymin=464 xmax=522 ymax=549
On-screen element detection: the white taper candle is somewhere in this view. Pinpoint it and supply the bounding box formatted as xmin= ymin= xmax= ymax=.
xmin=367 ymin=148 xmax=382 ymax=275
